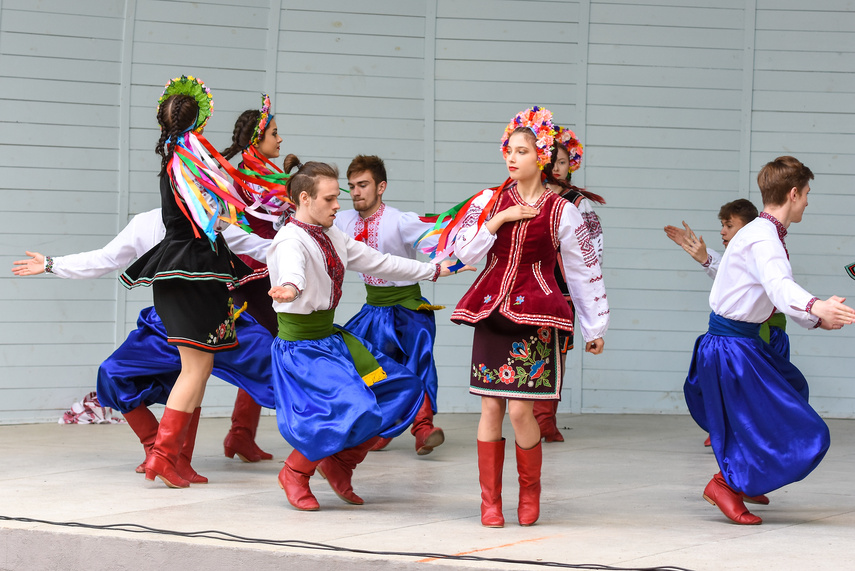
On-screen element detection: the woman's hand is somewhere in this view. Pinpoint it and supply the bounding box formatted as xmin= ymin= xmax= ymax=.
xmin=12 ymin=251 xmax=46 ymax=276
xmin=486 ymin=205 xmax=540 ymax=234
xmin=268 ymin=284 xmax=298 ymax=303
xmin=438 ymin=259 xmax=476 ymax=278
xmin=585 ymin=338 xmax=604 ymax=354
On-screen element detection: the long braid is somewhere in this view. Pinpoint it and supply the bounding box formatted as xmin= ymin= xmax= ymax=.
xmin=156 ymin=96 xmax=196 ymax=177
xmin=222 ymin=110 xmax=260 ymax=160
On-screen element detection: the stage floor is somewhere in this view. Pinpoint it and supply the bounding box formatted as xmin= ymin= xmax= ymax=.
xmin=1 ymin=413 xmax=853 ymax=571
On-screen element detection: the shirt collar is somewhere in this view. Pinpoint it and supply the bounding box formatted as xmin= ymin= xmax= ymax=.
xmin=759 ymin=212 xmax=787 ymax=242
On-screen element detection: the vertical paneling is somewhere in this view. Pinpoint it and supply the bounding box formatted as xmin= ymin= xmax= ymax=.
xmin=2 ymin=0 xmax=855 ymax=422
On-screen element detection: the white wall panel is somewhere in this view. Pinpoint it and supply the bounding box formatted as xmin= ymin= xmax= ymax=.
xmin=2 ymin=0 xmax=854 ymax=423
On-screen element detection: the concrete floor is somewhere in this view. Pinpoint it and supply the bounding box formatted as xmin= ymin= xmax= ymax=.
xmin=1 ymin=413 xmax=853 ymax=571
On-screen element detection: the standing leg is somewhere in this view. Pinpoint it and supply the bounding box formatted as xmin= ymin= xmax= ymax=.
xmin=122 ymin=404 xmax=160 ymax=474
xmin=224 ymin=389 xmax=273 ymax=462
xmin=279 ymin=449 xmax=323 ymax=511
xmin=477 ymin=397 xmax=507 ymax=528
xmin=509 ymin=399 xmax=542 ymax=526
xmin=317 ymin=436 xmax=380 ymax=505
xmin=176 ymin=407 xmax=208 ymax=484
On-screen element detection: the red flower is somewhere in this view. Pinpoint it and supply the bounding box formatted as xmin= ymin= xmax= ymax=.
xmin=498 ymin=365 xmax=515 ymax=385
xmin=537 ymin=327 xmax=551 ymax=343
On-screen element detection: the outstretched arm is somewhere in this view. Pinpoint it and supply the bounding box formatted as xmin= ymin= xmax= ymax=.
xmin=11 ymin=251 xmax=46 ymax=276
xmin=664 ymin=221 xmax=708 ymax=264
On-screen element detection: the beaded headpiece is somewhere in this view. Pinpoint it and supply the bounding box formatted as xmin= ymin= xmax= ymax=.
xmin=554 ymin=125 xmax=584 ymax=173
xmin=501 ymin=106 xmax=556 ymax=170
xmin=157 ymin=75 xmax=213 ymax=133
xmin=250 ymin=93 xmax=272 ymax=147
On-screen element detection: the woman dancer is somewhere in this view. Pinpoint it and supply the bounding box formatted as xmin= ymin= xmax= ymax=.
xmin=120 ymin=76 xmax=254 ymax=488
xmin=217 ymin=94 xmax=291 ymax=463
xmin=534 ymin=125 xmax=605 ymax=442
xmin=448 ymin=107 xmax=609 ymax=527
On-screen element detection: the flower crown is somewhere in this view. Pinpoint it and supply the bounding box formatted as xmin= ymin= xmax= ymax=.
xmin=250 ymin=93 xmax=272 ymax=147
xmin=157 ymin=75 xmax=213 ymax=132
xmin=554 ymin=125 xmax=584 ymax=173
xmin=501 ymin=106 xmax=556 ymax=170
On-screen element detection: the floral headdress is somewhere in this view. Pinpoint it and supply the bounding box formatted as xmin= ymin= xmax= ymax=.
xmin=157 ymin=75 xmax=213 ymax=132
xmin=249 ymin=93 xmax=272 ymax=147
xmin=501 ymin=106 xmax=556 ymax=170
xmin=554 ymin=125 xmax=584 ymax=173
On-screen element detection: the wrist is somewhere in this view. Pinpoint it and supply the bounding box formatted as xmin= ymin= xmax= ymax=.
xmin=44 ymin=256 xmax=54 ymax=274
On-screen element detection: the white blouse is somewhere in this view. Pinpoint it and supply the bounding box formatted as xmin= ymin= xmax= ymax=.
xmin=709 ymin=216 xmax=819 ymax=329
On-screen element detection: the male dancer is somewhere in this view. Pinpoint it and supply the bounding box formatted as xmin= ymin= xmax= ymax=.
xmin=683 ymin=156 xmax=855 ymax=525
xmin=334 ymin=155 xmax=449 ymax=455
xmin=12 ymin=209 xmax=276 ymax=479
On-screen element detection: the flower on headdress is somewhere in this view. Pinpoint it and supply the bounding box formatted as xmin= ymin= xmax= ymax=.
xmin=554 ymin=125 xmax=584 ymax=173
xmin=510 ymin=340 xmax=529 ymax=359
xmin=250 ymin=93 xmax=272 ymax=147
xmin=501 ymin=106 xmax=556 ymax=170
xmin=158 ymin=75 xmax=214 ymax=132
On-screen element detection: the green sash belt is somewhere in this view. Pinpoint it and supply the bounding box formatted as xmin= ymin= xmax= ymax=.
xmin=364 ymin=283 xmax=444 ymax=311
xmin=759 ymin=312 xmax=787 ymax=344
xmin=277 ymin=310 xmax=386 ymax=386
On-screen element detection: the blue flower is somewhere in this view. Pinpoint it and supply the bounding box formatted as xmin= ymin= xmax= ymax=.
xmin=510 ymin=340 xmax=529 ymax=359
xmin=530 ymin=360 xmax=546 ymax=380
xmin=483 ymin=295 xmax=493 ymax=304
xmin=514 ymin=295 xmax=525 ymax=305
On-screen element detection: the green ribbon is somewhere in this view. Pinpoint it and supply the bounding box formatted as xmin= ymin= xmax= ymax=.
xmin=759 ymin=312 xmax=787 ymax=344
xmin=277 ymin=309 xmax=385 ymax=385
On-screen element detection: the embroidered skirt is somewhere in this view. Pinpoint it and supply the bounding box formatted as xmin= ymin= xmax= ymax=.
xmin=469 ymin=311 xmax=561 ymax=400
xmin=96 ymin=307 xmax=276 ymax=412
xmin=345 ymin=303 xmax=439 ymax=411
xmin=684 ymin=313 xmax=829 ymax=497
xmin=152 ymin=279 xmax=238 ymax=352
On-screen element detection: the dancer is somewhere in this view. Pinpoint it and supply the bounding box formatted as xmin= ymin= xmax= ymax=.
xmin=120 ymin=76 xmax=255 ymax=488
xmin=12 ymin=209 xmax=276 ymax=475
xmin=217 ymin=94 xmax=292 ymax=463
xmin=533 ymin=125 xmax=605 ymax=443
xmin=267 ymin=159 xmax=460 ymax=511
xmin=684 ymin=156 xmax=855 ymax=525
xmin=335 ymin=154 xmax=456 ymax=455
xmin=447 ymin=107 xmax=609 ymax=527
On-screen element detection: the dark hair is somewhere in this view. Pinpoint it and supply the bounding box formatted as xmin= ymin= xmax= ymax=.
xmin=542 ymin=140 xmax=606 ymax=205
xmin=221 ymin=109 xmax=261 ymax=160
xmin=718 ymin=199 xmax=758 ymax=225
xmin=757 ymin=156 xmax=814 ymax=206
xmin=346 ymin=154 xmax=387 ymax=185
xmin=155 ymin=94 xmax=198 ymax=177
xmin=283 ymin=155 xmax=339 ymax=206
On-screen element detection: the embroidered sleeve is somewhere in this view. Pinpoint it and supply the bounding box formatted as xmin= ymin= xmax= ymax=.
xmin=430 ymin=264 xmax=441 ymax=282
xmin=44 ymin=256 xmax=54 ymax=274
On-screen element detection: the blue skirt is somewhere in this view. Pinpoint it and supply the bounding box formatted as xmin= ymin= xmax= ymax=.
xmin=769 ymin=325 xmax=790 ymax=360
xmin=271 ymin=332 xmax=423 ymax=461
xmin=96 ymin=306 xmax=276 ymax=411
xmin=344 ymin=304 xmax=438 ymax=412
xmin=684 ymin=313 xmax=829 ymax=496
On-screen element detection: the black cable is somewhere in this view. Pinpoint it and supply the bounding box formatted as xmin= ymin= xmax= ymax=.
xmin=0 ymin=515 xmax=695 ymax=571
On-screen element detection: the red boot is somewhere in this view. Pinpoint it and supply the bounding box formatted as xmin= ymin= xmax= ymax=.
xmin=278 ymin=450 xmax=322 ymax=511
xmin=411 ymin=393 xmax=444 ymax=455
xmin=743 ymin=493 xmax=770 ymax=505
xmin=516 ymin=441 xmax=542 ymax=526
xmin=477 ymin=439 xmax=505 ymax=528
xmin=145 ymin=407 xmax=192 ymax=489
xmin=317 ymin=437 xmax=379 ymax=505
xmin=533 ymin=400 xmax=563 ymax=442
xmin=702 ymin=472 xmax=762 ymax=525
xmin=176 ymin=407 xmax=207 ymax=484
xmin=122 ymin=405 xmax=159 ymax=474
xmin=224 ymin=389 xmax=273 ymax=462
xmin=369 ymin=436 xmax=392 ymax=451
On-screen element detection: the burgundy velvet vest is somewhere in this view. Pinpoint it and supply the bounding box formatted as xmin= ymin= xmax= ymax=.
xmin=451 ymin=186 xmax=574 ymax=331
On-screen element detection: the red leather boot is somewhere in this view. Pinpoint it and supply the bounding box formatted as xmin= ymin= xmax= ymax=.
xmin=145 ymin=407 xmax=192 ymax=488
xmin=533 ymin=400 xmax=563 ymax=442
xmin=702 ymin=472 xmax=762 ymax=525
xmin=176 ymin=407 xmax=207 ymax=484
xmin=223 ymin=389 xmax=273 ymax=462
xmin=316 ymin=437 xmax=379 ymax=505
xmin=122 ymin=405 xmax=159 ymax=474
xmin=368 ymin=436 xmax=392 ymax=451
xmin=278 ymin=450 xmax=323 ymax=511
xmin=477 ymin=439 xmax=505 ymax=528
xmin=411 ymin=393 xmax=444 ymax=455
xmin=516 ymin=441 xmax=542 ymax=526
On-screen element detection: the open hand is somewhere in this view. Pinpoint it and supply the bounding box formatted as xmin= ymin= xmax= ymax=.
xmin=12 ymin=251 xmax=46 ymax=276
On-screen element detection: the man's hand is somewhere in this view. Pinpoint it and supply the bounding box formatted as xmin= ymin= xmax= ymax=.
xmin=810 ymin=296 xmax=855 ymax=329
xmin=269 ymin=284 xmax=298 ymax=303
xmin=12 ymin=251 xmax=46 ymax=276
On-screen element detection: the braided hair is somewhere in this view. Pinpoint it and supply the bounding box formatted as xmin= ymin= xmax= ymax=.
xmin=543 ymin=141 xmax=605 ymax=205
xmin=155 ymin=94 xmax=199 ymax=177
xmin=221 ymin=109 xmax=261 ymax=160
xmin=283 ymin=155 xmax=339 ymax=206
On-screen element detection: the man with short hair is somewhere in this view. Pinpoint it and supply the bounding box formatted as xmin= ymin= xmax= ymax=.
xmin=335 ymin=155 xmax=448 ymax=455
xmin=683 ymin=156 xmax=855 ymax=525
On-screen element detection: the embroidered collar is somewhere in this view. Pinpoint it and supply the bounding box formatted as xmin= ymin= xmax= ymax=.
xmin=361 ymin=201 xmax=385 ymax=224
xmin=759 ymin=212 xmax=789 ymax=259
xmin=510 ymin=183 xmax=552 ymax=209
xmin=291 ymin=217 xmax=325 ymax=236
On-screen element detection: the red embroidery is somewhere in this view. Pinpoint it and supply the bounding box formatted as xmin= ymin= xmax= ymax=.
xmin=575 ymin=223 xmax=597 ymax=268
xmin=292 ymin=218 xmax=344 ymax=308
xmin=353 ymin=204 xmax=387 ymax=286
